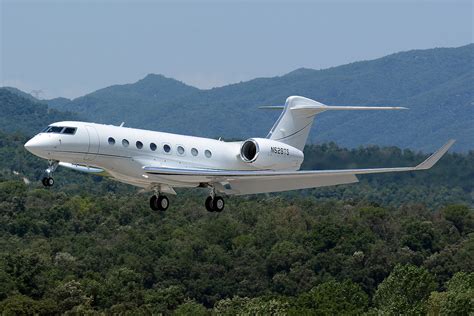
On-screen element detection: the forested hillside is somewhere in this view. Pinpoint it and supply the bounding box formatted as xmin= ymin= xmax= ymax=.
xmin=0 ymin=89 xmax=78 ymax=136
xmin=0 ymin=129 xmax=472 ymax=314
xmin=42 ymin=44 xmax=474 ymax=152
xmin=0 ymin=182 xmax=472 ymax=314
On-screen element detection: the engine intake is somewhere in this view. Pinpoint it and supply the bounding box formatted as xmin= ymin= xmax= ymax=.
xmin=239 ymin=138 xmax=304 ymax=170
xmin=240 ymin=139 xmax=259 ymax=162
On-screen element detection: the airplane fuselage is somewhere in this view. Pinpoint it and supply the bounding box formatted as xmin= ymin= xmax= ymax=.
xmin=25 ymin=121 xmax=304 ymax=189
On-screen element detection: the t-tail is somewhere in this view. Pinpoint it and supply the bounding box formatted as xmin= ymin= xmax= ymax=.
xmin=262 ymin=96 xmax=407 ymax=151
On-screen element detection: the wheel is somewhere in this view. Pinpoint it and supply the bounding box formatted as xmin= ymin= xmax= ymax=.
xmin=213 ymin=196 xmax=225 ymax=212
xmin=150 ymin=195 xmax=159 ymax=211
xmin=157 ymin=195 xmax=169 ymax=211
xmin=42 ymin=177 xmax=54 ymax=187
xmin=205 ymin=196 xmax=215 ymax=212
xmin=150 ymin=195 xmax=169 ymax=211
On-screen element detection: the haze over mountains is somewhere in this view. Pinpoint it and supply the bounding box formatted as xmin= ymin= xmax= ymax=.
xmin=2 ymin=44 xmax=473 ymax=152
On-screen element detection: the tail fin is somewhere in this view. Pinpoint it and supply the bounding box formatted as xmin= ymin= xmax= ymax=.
xmin=265 ymin=96 xmax=407 ymax=151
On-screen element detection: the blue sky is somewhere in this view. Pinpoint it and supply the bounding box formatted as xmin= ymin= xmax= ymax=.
xmin=1 ymin=0 xmax=472 ymax=99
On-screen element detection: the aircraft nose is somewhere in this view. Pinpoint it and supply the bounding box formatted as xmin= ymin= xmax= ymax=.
xmin=24 ymin=136 xmax=45 ymax=156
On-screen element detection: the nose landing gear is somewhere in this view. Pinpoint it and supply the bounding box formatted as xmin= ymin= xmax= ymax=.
xmin=42 ymin=161 xmax=59 ymax=187
xmin=42 ymin=177 xmax=54 ymax=187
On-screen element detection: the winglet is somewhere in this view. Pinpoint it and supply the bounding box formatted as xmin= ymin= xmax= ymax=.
xmin=415 ymin=139 xmax=455 ymax=170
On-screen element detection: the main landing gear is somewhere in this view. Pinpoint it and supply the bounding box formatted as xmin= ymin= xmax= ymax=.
xmin=148 ymin=187 xmax=226 ymax=213
xmin=205 ymin=188 xmax=225 ymax=212
xmin=205 ymin=196 xmax=225 ymax=212
xmin=42 ymin=161 xmax=58 ymax=187
xmin=150 ymin=194 xmax=169 ymax=211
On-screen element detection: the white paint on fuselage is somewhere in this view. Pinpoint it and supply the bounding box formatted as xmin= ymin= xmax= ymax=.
xmin=25 ymin=121 xmax=303 ymax=189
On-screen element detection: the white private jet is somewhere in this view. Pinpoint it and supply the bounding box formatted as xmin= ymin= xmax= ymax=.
xmin=24 ymin=96 xmax=454 ymax=212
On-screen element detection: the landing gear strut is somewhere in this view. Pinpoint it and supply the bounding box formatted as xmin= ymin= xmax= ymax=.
xmin=42 ymin=161 xmax=58 ymax=187
xmin=150 ymin=194 xmax=169 ymax=211
xmin=205 ymin=188 xmax=225 ymax=212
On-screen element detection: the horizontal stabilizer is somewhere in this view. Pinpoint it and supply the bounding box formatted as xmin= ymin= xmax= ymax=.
xmin=260 ymin=105 xmax=407 ymax=110
xmin=317 ymin=105 xmax=407 ymax=110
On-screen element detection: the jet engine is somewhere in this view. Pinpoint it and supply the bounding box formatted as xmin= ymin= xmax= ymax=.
xmin=239 ymin=138 xmax=304 ymax=170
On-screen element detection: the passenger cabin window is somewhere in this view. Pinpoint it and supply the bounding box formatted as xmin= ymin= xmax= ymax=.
xmin=205 ymin=150 xmax=212 ymax=158
xmin=163 ymin=144 xmax=171 ymax=153
xmin=108 ymin=137 xmax=115 ymax=145
xmin=136 ymin=141 xmax=143 ymax=149
xmin=122 ymin=139 xmax=129 ymax=147
xmin=150 ymin=143 xmax=157 ymax=151
xmin=177 ymin=146 xmax=185 ymax=155
xmin=191 ymin=148 xmax=198 ymax=156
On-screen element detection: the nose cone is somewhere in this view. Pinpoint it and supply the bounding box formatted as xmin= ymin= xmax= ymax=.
xmin=24 ymin=136 xmax=45 ymax=157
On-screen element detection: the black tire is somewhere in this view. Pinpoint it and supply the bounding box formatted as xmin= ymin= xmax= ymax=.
xmin=205 ymin=196 xmax=215 ymax=212
xmin=213 ymin=196 xmax=225 ymax=212
xmin=150 ymin=195 xmax=159 ymax=211
xmin=47 ymin=177 xmax=54 ymax=187
xmin=157 ymin=195 xmax=169 ymax=211
xmin=42 ymin=177 xmax=48 ymax=187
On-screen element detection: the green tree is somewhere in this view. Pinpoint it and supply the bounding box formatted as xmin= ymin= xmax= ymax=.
xmin=427 ymin=272 xmax=474 ymax=315
xmin=266 ymin=241 xmax=307 ymax=275
xmin=0 ymin=295 xmax=56 ymax=315
xmin=104 ymin=267 xmax=143 ymax=307
xmin=401 ymin=220 xmax=436 ymax=252
xmin=374 ymin=264 xmax=436 ymax=314
xmin=174 ymin=299 xmax=208 ymax=315
xmin=143 ymin=285 xmax=185 ymax=313
xmin=213 ymin=296 xmax=289 ymax=315
xmin=442 ymin=205 xmax=473 ymax=234
xmin=3 ymin=252 xmax=49 ymax=298
xmin=49 ymin=280 xmax=91 ymax=313
xmin=293 ymin=279 xmax=368 ymax=315
xmin=0 ymin=269 xmax=16 ymax=301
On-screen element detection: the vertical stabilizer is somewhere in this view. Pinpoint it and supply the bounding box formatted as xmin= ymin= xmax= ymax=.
xmin=266 ymin=96 xmax=406 ymax=151
xmin=266 ymin=96 xmax=327 ymax=151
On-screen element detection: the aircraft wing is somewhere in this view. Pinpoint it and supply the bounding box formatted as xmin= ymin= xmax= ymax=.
xmin=143 ymin=140 xmax=454 ymax=195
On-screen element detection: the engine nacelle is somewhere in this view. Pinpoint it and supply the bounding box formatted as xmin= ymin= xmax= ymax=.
xmin=240 ymin=138 xmax=304 ymax=170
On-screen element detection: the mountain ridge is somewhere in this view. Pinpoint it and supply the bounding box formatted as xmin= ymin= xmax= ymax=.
xmin=3 ymin=44 xmax=473 ymax=151
xmin=0 ymin=88 xmax=79 ymax=135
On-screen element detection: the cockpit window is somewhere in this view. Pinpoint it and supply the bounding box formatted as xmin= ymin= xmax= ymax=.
xmin=42 ymin=126 xmax=76 ymax=134
xmin=62 ymin=127 xmax=77 ymax=135
xmin=49 ymin=126 xmax=64 ymax=133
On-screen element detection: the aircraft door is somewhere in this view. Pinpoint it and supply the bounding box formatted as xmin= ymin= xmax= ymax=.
xmin=84 ymin=125 xmax=100 ymax=161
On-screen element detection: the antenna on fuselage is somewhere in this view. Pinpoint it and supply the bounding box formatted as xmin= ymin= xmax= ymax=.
xmin=119 ymin=122 xmax=125 ymax=127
